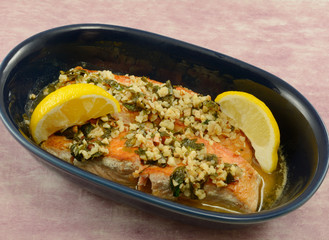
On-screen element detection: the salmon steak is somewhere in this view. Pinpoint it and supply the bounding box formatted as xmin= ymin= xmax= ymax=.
xmin=38 ymin=66 xmax=262 ymax=213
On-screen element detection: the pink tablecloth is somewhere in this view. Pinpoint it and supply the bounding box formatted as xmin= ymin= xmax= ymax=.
xmin=1 ymin=1 xmax=328 ymax=239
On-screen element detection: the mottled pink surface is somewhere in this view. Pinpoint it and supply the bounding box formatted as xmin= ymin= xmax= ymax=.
xmin=1 ymin=0 xmax=329 ymax=239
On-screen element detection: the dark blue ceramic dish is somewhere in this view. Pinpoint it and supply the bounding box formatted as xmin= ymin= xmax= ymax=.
xmin=0 ymin=24 xmax=328 ymax=225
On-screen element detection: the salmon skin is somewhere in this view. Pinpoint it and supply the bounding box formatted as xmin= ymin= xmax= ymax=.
xmin=39 ymin=66 xmax=262 ymax=213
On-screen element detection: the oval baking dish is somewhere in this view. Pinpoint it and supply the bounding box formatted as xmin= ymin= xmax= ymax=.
xmin=0 ymin=24 xmax=328 ymax=225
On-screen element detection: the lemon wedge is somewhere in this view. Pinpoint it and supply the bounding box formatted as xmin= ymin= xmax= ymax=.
xmin=215 ymin=91 xmax=280 ymax=173
xmin=30 ymin=83 xmax=121 ymax=144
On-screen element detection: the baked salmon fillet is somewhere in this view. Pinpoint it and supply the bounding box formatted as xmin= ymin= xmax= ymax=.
xmin=40 ymin=66 xmax=262 ymax=213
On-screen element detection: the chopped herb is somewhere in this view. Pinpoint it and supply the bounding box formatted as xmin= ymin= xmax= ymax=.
xmin=165 ymin=80 xmax=173 ymax=95
xmin=223 ymin=163 xmax=239 ymax=184
xmin=135 ymin=148 xmax=146 ymax=156
xmin=131 ymin=91 xmax=145 ymax=102
xmin=203 ymin=100 xmax=219 ymax=111
xmin=123 ymin=103 xmax=141 ymax=112
xmin=105 ymin=79 xmax=126 ymax=91
xmin=224 ymin=163 xmax=234 ymax=168
xmin=70 ymin=143 xmax=85 ymax=162
xmin=202 ymin=119 xmax=210 ymax=125
xmin=159 ymin=131 xmax=170 ymax=137
xmin=160 ymin=95 xmax=174 ymax=104
xmin=143 ymin=158 xmax=167 ymax=168
xmin=56 ymin=126 xmax=76 ymax=139
xmin=70 ymin=140 xmax=105 ymax=162
xmin=156 ymin=80 xmax=174 ymax=104
xmin=181 ymin=138 xmax=204 ymax=151
xmin=170 ymin=166 xmax=186 ymax=197
xmin=91 ymin=151 xmax=103 ymax=159
xmin=64 ymin=68 xmax=87 ymax=81
xmin=101 ymin=128 xmax=112 ymax=138
xmin=86 ymin=77 xmax=101 ymax=84
xmin=225 ymin=172 xmax=235 ymax=184
xmin=123 ymin=91 xmax=146 ymax=111
xmin=81 ymin=123 xmax=94 ymax=137
xmin=205 ymin=154 xmax=218 ymax=165
xmin=152 ymin=85 xmax=160 ymax=93
xmin=189 ymin=185 xmax=199 ymax=199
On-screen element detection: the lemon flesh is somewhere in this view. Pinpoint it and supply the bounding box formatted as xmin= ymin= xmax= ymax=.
xmin=215 ymin=91 xmax=280 ymax=173
xmin=30 ymin=83 xmax=121 ymax=144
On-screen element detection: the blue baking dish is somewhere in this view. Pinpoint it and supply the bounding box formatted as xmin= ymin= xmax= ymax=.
xmin=0 ymin=24 xmax=328 ymax=225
